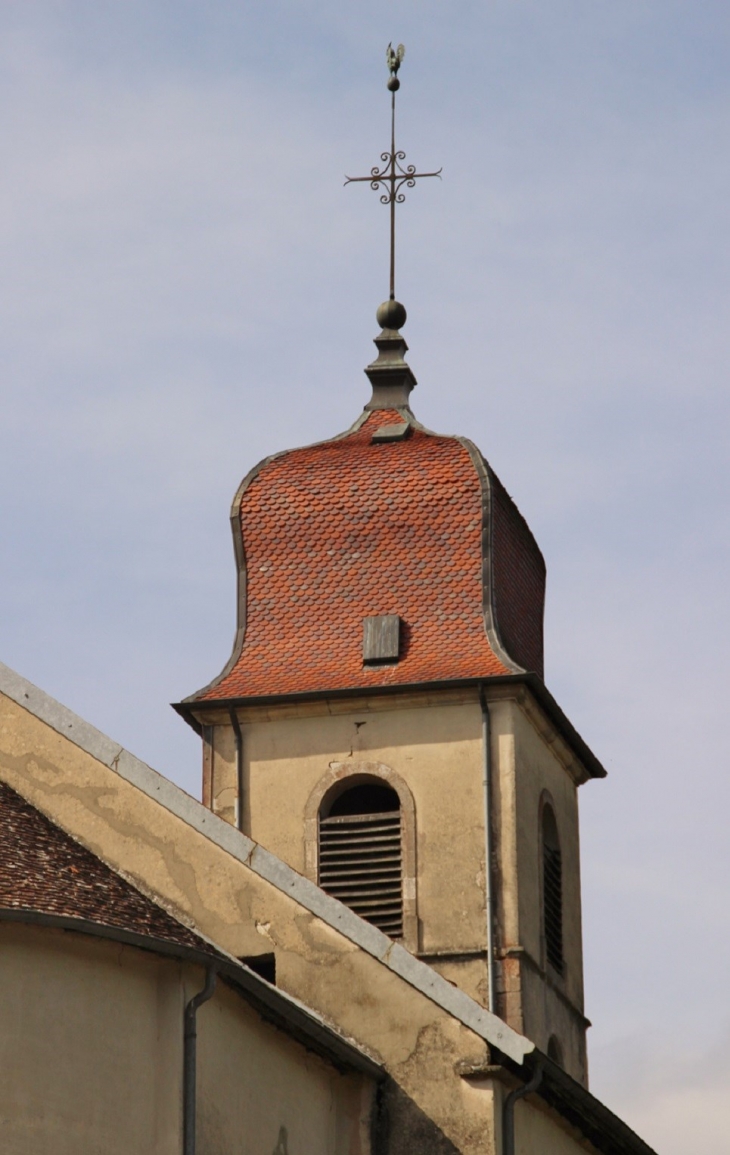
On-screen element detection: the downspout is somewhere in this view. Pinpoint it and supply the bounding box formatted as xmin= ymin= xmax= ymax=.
xmin=501 ymin=1061 xmax=543 ymax=1155
xmin=229 ymin=707 xmax=244 ymax=833
xmin=479 ymin=684 xmax=496 ymax=1014
xmin=183 ymin=967 xmax=217 ymax=1155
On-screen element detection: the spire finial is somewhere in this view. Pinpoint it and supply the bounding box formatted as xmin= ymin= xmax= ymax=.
xmin=345 ymin=44 xmax=442 ymax=332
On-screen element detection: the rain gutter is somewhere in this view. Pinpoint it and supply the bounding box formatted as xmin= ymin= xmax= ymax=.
xmin=479 ymin=683 xmax=496 ymax=1013
xmin=229 ymin=706 xmax=244 ymax=832
xmin=184 ymin=967 xmax=217 ymax=1155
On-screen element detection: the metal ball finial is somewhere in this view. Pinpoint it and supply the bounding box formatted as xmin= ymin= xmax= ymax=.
xmin=376 ymin=299 xmax=407 ymax=331
xmin=387 ymin=75 xmax=400 ymax=92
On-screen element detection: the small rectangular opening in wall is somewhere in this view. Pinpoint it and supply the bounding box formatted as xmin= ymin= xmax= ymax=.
xmin=239 ymin=954 xmax=276 ymax=985
xmin=362 ymin=615 xmax=401 ymax=664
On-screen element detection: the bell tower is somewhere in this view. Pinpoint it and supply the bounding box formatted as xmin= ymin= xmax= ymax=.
xmin=175 ymin=48 xmax=606 ymax=1089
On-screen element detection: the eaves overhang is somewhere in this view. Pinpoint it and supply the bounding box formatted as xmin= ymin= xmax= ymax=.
xmin=173 ymin=670 xmax=607 ymax=781
xmin=476 ymin=1048 xmax=658 ymax=1155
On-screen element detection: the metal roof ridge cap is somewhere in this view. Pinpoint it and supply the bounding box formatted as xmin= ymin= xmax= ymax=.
xmin=0 ymin=660 xmax=534 ymax=1064
xmin=0 ymin=661 xmax=126 ymax=769
xmin=384 ymin=941 xmax=533 ymax=1063
xmin=0 ymin=660 xmax=255 ymax=850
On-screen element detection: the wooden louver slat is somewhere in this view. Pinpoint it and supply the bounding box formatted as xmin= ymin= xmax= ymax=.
xmin=318 ymin=810 xmax=403 ymax=937
xmin=543 ymin=845 xmax=564 ymax=973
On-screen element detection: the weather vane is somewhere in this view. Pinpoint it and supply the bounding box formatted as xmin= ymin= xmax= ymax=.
xmin=345 ymin=44 xmax=442 ymax=320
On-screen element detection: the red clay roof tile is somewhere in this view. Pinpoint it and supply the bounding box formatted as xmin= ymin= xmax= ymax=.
xmin=189 ymin=408 xmax=545 ymax=703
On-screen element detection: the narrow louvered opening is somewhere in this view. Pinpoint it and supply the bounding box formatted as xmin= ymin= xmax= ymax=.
xmin=319 ymin=803 xmax=403 ymax=938
xmin=542 ymin=804 xmax=564 ymax=974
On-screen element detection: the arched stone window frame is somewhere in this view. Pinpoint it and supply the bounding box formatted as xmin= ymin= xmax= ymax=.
xmin=304 ymin=761 xmax=418 ymax=952
xmin=539 ymin=789 xmax=565 ymax=978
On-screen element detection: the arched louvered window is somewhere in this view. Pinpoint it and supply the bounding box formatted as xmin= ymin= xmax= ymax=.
xmin=542 ymin=803 xmax=564 ymax=974
xmin=318 ymin=781 xmax=403 ymax=938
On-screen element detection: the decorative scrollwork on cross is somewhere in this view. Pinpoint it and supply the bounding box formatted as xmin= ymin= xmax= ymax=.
xmin=345 ymin=44 xmax=441 ymax=303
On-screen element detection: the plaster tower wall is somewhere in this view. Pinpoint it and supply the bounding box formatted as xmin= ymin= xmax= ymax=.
xmin=196 ymin=682 xmax=590 ymax=1084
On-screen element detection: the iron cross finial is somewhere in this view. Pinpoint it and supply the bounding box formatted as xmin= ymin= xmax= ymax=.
xmin=345 ymin=44 xmax=442 ymax=323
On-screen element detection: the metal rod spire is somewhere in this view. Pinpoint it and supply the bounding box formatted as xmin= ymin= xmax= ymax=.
xmin=389 ymin=87 xmax=396 ymax=299
xmin=345 ymin=43 xmax=441 ymax=311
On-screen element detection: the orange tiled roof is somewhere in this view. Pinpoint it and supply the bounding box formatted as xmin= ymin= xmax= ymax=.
xmin=189 ymin=408 xmax=545 ymax=703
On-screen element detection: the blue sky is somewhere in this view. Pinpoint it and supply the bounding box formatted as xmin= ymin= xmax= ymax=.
xmin=1 ymin=4 xmax=729 ymax=1148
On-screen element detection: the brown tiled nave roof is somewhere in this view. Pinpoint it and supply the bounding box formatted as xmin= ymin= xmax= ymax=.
xmin=0 ymin=780 xmax=204 ymax=950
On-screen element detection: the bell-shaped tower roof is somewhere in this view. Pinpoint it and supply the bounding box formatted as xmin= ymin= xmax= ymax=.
xmin=184 ymin=312 xmax=546 ymax=707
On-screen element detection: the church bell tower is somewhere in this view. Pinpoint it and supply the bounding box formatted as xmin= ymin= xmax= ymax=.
xmin=176 ymin=47 xmax=605 ymax=1089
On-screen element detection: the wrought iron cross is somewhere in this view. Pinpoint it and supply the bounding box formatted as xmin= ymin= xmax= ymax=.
xmin=345 ymin=44 xmax=442 ymax=304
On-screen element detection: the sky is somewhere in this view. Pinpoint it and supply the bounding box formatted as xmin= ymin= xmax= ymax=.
xmin=1 ymin=3 xmax=729 ymax=1150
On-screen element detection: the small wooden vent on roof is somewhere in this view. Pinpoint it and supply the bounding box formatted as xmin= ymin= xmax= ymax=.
xmin=371 ymin=421 xmax=411 ymax=443
xmin=362 ymin=614 xmax=401 ymax=664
